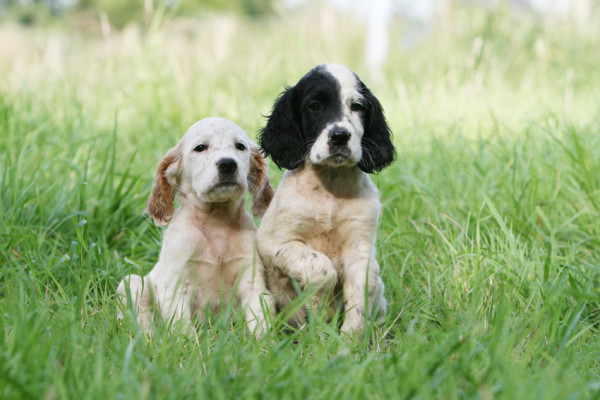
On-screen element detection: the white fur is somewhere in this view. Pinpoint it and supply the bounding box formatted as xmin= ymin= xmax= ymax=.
xmin=257 ymin=166 xmax=386 ymax=333
xmin=117 ymin=117 xmax=273 ymax=336
xmin=308 ymin=64 xmax=365 ymax=168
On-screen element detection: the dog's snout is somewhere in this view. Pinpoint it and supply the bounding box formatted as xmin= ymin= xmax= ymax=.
xmin=329 ymin=128 xmax=350 ymax=146
xmin=217 ymin=158 xmax=238 ymax=174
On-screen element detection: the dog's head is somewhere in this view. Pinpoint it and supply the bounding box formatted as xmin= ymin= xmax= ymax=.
xmin=259 ymin=63 xmax=395 ymax=173
xmin=147 ymin=117 xmax=273 ymax=226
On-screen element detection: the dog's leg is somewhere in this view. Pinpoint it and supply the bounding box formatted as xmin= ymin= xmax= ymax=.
xmin=116 ymin=274 xmax=154 ymax=331
xmin=237 ymin=260 xmax=274 ymax=337
xmin=258 ymin=239 xmax=338 ymax=298
xmin=340 ymin=247 xmax=386 ymax=334
xmin=241 ymin=287 xmax=273 ymax=337
xmin=264 ymin=264 xmax=308 ymax=327
xmin=372 ymin=275 xmax=387 ymax=325
xmin=154 ymin=280 xmax=194 ymax=334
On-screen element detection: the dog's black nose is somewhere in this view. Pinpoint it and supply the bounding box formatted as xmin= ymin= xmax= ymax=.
xmin=217 ymin=158 xmax=237 ymax=174
xmin=329 ymin=128 xmax=350 ymax=146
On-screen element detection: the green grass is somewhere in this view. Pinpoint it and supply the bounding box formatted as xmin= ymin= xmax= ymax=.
xmin=1 ymin=6 xmax=600 ymax=399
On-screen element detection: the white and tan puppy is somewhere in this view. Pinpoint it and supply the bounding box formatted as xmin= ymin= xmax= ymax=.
xmin=257 ymin=64 xmax=395 ymax=334
xmin=117 ymin=117 xmax=274 ymax=335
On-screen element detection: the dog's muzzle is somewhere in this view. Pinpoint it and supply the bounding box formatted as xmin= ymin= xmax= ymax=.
xmin=327 ymin=128 xmax=352 ymax=164
xmin=214 ymin=157 xmax=242 ymax=188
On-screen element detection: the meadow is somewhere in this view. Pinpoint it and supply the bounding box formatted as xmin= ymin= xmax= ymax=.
xmin=1 ymin=5 xmax=599 ymax=399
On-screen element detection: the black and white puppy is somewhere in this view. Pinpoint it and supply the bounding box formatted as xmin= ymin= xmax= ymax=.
xmin=256 ymin=64 xmax=395 ymax=333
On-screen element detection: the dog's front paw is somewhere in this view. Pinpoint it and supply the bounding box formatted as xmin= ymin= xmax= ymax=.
xmin=300 ymin=251 xmax=338 ymax=292
xmin=340 ymin=306 xmax=366 ymax=334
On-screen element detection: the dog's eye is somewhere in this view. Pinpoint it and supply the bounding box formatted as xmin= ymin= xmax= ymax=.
xmin=351 ymin=102 xmax=365 ymax=112
xmin=235 ymin=142 xmax=246 ymax=151
xmin=308 ymin=101 xmax=321 ymax=112
xmin=194 ymin=144 xmax=208 ymax=152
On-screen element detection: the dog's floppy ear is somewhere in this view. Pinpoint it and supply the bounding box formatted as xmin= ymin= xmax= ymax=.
xmin=358 ymin=84 xmax=396 ymax=173
xmin=146 ymin=142 xmax=183 ymax=226
xmin=259 ymin=86 xmax=306 ymax=170
xmin=248 ymin=145 xmax=274 ymax=217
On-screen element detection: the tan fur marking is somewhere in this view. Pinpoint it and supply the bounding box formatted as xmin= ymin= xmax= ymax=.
xmin=146 ymin=143 xmax=182 ymax=226
xmin=249 ymin=147 xmax=274 ymax=217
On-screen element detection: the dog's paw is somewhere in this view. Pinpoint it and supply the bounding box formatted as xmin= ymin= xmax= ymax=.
xmin=300 ymin=251 xmax=338 ymax=292
xmin=340 ymin=306 xmax=366 ymax=334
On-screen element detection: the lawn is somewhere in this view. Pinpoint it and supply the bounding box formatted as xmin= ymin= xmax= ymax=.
xmin=1 ymin=5 xmax=599 ymax=399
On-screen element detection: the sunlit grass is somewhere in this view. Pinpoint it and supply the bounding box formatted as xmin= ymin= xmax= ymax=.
xmin=1 ymin=6 xmax=599 ymax=399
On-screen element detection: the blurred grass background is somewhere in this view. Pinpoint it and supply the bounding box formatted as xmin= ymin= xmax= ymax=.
xmin=1 ymin=1 xmax=600 ymax=399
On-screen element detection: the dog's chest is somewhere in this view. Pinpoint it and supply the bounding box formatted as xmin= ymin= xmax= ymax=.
xmin=289 ymin=170 xmax=372 ymax=226
xmin=307 ymin=194 xmax=352 ymax=260
xmin=267 ymin=167 xmax=380 ymax=271
xmin=306 ymin=187 xmax=347 ymax=230
xmin=204 ymin=229 xmax=235 ymax=262
xmin=188 ymin=226 xmax=253 ymax=300
xmin=289 ymin=177 xmax=375 ymax=260
xmin=191 ymin=259 xmax=240 ymax=311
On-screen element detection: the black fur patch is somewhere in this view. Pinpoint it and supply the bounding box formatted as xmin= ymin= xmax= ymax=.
xmin=259 ymin=66 xmax=343 ymax=170
xmin=259 ymin=65 xmax=396 ymax=173
xmin=356 ymin=79 xmax=396 ymax=173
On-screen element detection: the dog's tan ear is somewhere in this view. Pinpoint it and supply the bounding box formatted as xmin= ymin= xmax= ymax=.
xmin=146 ymin=143 xmax=183 ymax=226
xmin=248 ymin=146 xmax=274 ymax=217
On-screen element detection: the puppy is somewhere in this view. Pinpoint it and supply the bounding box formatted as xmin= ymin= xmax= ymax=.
xmin=257 ymin=64 xmax=395 ymax=334
xmin=117 ymin=117 xmax=274 ymax=335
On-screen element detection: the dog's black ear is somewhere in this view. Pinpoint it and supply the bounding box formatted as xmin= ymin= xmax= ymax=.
xmin=358 ymin=84 xmax=396 ymax=173
xmin=259 ymin=86 xmax=306 ymax=170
